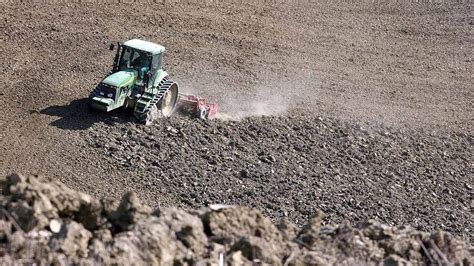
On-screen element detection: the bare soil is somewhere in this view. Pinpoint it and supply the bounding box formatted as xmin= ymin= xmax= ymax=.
xmin=0 ymin=0 xmax=472 ymax=245
xmin=1 ymin=174 xmax=472 ymax=264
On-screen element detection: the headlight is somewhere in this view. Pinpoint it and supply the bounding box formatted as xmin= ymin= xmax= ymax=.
xmin=99 ymin=92 xmax=104 ymax=96
xmin=107 ymin=93 xmax=113 ymax=98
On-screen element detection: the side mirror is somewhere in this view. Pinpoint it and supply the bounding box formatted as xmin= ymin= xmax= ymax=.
xmin=109 ymin=43 xmax=115 ymax=51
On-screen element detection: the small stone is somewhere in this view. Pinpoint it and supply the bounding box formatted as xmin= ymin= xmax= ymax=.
xmin=50 ymin=219 xmax=62 ymax=233
xmin=166 ymin=126 xmax=178 ymax=134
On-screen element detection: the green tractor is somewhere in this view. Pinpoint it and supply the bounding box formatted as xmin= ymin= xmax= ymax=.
xmin=89 ymin=39 xmax=179 ymax=125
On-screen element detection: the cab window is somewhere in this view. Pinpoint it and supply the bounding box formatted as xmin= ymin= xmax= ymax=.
xmin=151 ymin=54 xmax=162 ymax=71
xmin=119 ymin=48 xmax=151 ymax=70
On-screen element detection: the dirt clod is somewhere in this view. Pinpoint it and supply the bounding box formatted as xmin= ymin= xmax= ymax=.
xmin=0 ymin=174 xmax=471 ymax=264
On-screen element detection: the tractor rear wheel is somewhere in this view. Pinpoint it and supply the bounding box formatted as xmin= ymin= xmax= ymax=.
xmin=136 ymin=80 xmax=179 ymax=125
xmin=159 ymin=81 xmax=179 ymax=117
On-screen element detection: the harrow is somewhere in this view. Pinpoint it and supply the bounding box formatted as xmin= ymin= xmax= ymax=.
xmin=177 ymin=94 xmax=218 ymax=120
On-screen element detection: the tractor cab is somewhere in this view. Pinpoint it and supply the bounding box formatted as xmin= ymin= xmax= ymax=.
xmin=90 ymin=39 xmax=168 ymax=112
xmin=113 ymin=39 xmax=165 ymax=85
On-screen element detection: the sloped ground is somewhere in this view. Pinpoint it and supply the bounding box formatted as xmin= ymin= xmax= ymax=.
xmin=84 ymin=114 xmax=473 ymax=243
xmin=0 ymin=0 xmax=473 ymax=257
xmin=1 ymin=175 xmax=472 ymax=265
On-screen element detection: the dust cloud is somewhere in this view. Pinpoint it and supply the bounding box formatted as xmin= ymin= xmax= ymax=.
xmin=216 ymin=85 xmax=291 ymax=121
xmin=213 ymin=74 xmax=321 ymax=120
xmin=178 ymin=71 xmax=319 ymax=121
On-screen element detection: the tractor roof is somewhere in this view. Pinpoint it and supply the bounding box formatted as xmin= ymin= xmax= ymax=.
xmin=123 ymin=39 xmax=165 ymax=54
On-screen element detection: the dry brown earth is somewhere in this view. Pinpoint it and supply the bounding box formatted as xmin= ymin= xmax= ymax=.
xmin=1 ymin=0 xmax=472 ymax=245
xmin=1 ymin=174 xmax=472 ymax=264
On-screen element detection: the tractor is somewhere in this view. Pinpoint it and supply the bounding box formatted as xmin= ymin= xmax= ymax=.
xmin=89 ymin=39 xmax=217 ymax=124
